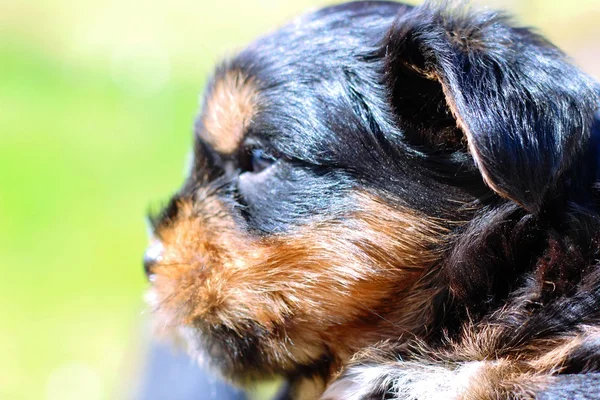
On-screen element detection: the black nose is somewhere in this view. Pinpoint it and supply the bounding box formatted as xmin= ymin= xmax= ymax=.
xmin=143 ymin=241 xmax=164 ymax=279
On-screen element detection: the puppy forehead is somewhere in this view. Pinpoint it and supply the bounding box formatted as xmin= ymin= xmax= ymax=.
xmin=194 ymin=2 xmax=406 ymax=157
xmin=197 ymin=69 xmax=259 ymax=155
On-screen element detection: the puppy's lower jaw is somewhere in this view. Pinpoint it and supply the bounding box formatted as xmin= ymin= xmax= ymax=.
xmin=149 ymin=286 xmax=395 ymax=396
xmin=147 ymin=269 xmax=344 ymax=387
xmin=176 ymin=324 xmax=340 ymax=399
xmin=148 ymin=299 xmax=337 ymax=384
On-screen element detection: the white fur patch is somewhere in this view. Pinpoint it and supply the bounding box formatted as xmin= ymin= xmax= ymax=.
xmin=322 ymin=360 xmax=488 ymax=400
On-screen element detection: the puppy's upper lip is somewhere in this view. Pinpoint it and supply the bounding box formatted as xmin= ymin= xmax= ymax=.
xmin=143 ymin=240 xmax=164 ymax=279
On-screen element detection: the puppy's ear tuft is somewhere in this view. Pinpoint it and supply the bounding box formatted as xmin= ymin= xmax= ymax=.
xmin=384 ymin=4 xmax=599 ymax=213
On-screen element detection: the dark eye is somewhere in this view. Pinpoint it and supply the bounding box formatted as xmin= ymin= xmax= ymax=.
xmin=241 ymin=147 xmax=276 ymax=173
xmin=251 ymin=149 xmax=275 ymax=172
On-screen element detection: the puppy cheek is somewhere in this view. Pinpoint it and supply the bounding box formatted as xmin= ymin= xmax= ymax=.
xmin=214 ymin=197 xmax=446 ymax=349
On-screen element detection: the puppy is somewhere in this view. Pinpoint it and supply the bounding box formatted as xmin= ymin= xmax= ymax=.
xmin=145 ymin=1 xmax=600 ymax=399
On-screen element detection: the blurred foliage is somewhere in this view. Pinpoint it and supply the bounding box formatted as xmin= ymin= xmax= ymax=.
xmin=0 ymin=0 xmax=598 ymax=399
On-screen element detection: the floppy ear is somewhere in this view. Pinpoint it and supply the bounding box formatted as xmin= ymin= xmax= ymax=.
xmin=384 ymin=4 xmax=599 ymax=213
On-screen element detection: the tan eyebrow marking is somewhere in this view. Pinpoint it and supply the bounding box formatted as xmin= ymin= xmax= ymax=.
xmin=200 ymin=70 xmax=259 ymax=155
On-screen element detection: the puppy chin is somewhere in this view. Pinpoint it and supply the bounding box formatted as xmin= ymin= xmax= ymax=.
xmin=176 ymin=325 xmax=243 ymax=380
xmin=147 ymin=288 xmax=277 ymax=383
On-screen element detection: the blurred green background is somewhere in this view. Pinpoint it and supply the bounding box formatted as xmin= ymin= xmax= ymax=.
xmin=1 ymin=0 xmax=598 ymax=399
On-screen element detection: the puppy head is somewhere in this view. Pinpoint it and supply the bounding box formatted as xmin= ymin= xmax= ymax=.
xmin=146 ymin=1 xmax=599 ymax=386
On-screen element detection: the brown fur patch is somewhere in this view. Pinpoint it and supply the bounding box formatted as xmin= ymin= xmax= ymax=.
xmin=200 ymin=70 xmax=258 ymax=154
xmin=148 ymin=190 xmax=449 ymax=384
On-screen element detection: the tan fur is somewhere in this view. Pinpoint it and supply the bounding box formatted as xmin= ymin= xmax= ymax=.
xmin=149 ymin=190 xmax=450 ymax=383
xmin=460 ymin=361 xmax=539 ymax=400
xmin=329 ymin=316 xmax=600 ymax=399
xmin=200 ymin=70 xmax=258 ymax=154
xmin=445 ymin=324 xmax=596 ymax=398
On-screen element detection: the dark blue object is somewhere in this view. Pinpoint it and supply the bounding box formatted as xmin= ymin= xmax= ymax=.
xmin=134 ymin=340 xmax=247 ymax=400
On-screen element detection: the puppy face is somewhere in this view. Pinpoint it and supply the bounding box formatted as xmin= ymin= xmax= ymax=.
xmin=146 ymin=0 xmax=599 ymax=389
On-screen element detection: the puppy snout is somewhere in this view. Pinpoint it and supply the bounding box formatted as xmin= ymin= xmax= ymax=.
xmin=143 ymin=240 xmax=164 ymax=279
